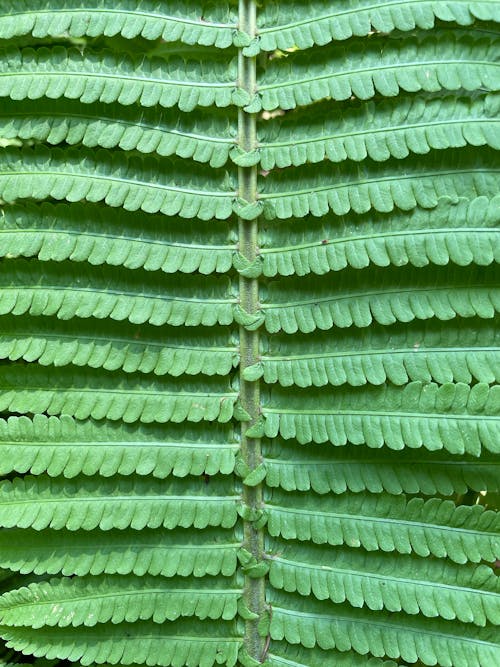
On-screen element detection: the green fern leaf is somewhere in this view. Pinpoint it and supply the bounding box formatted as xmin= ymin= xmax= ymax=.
xmin=0 ymin=1 xmax=498 ymax=665
xmin=0 ymin=528 xmax=239 ymax=578
xmin=0 ymin=621 xmax=240 ymax=667
xmin=0 ymin=100 xmax=235 ymax=167
xmin=267 ymin=643 xmax=402 ymax=667
xmin=260 ymin=197 xmax=500 ymax=276
xmin=0 ymin=574 xmax=239 ymax=626
xmin=260 ymin=94 xmax=500 ymax=169
xmin=0 ymin=0 xmax=237 ymax=48
xmin=0 ymin=476 xmax=239 ymax=531
xmin=0 ymin=147 xmax=235 ymax=219
xmin=262 ymin=319 xmax=499 ymax=387
xmin=263 ymin=265 xmax=499 ymax=334
xmin=260 ymin=148 xmax=499 ymax=219
xmin=0 ymin=316 xmax=237 ymax=377
xmin=263 ymin=381 xmax=499 ymax=455
xmin=0 ymin=46 xmax=238 ymax=112
xmin=0 ymin=202 xmax=234 ymax=273
xmin=0 ymin=259 xmax=235 ymax=327
xmin=0 ymin=365 xmax=237 ymax=423
xmin=264 ymin=439 xmax=500 ymax=495
xmin=256 ymin=0 xmax=500 ymax=52
xmin=0 ymin=415 xmax=237 ymax=478
xmin=270 ymin=592 xmax=499 ymax=667
xmin=256 ymin=31 xmax=499 ymax=111
xmin=266 ymin=491 xmax=499 ymax=562
xmin=268 ymin=543 xmax=500 ymax=625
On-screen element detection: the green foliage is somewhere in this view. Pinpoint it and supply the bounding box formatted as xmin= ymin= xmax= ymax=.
xmin=270 ymin=591 xmax=498 ymax=666
xmin=257 ymin=0 xmax=500 ymax=52
xmin=0 ymin=46 xmax=238 ymax=111
xmin=267 ymin=645 xmax=403 ymax=667
xmin=260 ymin=148 xmax=499 ymax=219
xmin=0 ymin=527 xmax=239 ymax=577
xmin=0 ymin=1 xmax=498 ymax=667
xmin=262 ymin=319 xmax=499 ymax=386
xmin=0 ymin=0 xmax=237 ymax=48
xmin=259 ymin=197 xmax=500 ymax=275
xmin=0 ymin=147 xmax=235 ymax=219
xmin=260 ymin=93 xmax=500 ymax=169
xmin=264 ymin=438 xmax=500 ymax=495
xmin=0 ymin=574 xmax=240 ymax=625
xmin=0 ymin=317 xmax=237 ymax=377
xmin=268 ymin=543 xmax=500 ymax=624
xmin=263 ymin=381 xmax=499 ymax=454
xmin=0 ymin=415 xmax=238 ymax=478
xmin=0 ymin=475 xmax=239 ymax=530
xmin=266 ymin=490 xmax=499 ymax=561
xmin=0 ymin=622 xmax=240 ymax=667
xmin=263 ymin=265 xmax=499 ymax=333
xmin=255 ymin=30 xmax=499 ymax=111
xmin=0 ymin=99 xmax=235 ymax=166
xmin=0 ymin=202 xmax=235 ymax=272
xmin=0 ymin=364 xmax=237 ymax=422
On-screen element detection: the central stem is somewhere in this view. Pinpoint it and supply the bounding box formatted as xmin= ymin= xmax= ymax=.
xmin=237 ymin=0 xmax=266 ymax=662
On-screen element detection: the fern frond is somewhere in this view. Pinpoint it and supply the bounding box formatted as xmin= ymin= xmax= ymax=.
xmin=265 ymin=440 xmax=500 ymax=496
xmin=263 ymin=381 xmax=499 ymax=455
xmin=0 ymin=528 xmax=239 ymax=578
xmin=260 ymin=148 xmax=499 ymax=219
xmin=0 ymin=203 xmax=234 ymax=273
xmin=259 ymin=93 xmax=500 ymax=169
xmin=0 ymin=259 xmax=235 ymax=327
xmin=262 ymin=342 xmax=499 ymax=388
xmin=0 ymin=316 xmax=237 ymax=377
xmin=0 ymin=0 xmax=237 ymax=49
xmin=0 ymin=476 xmax=239 ymax=531
xmin=260 ymin=197 xmax=500 ymax=276
xmin=0 ymin=575 xmax=239 ymax=627
xmin=262 ymin=319 xmax=499 ymax=387
xmin=256 ymin=30 xmax=498 ymax=111
xmin=0 ymin=364 xmax=237 ymax=424
xmin=0 ymin=1 xmax=498 ymax=665
xmin=268 ymin=542 xmax=500 ymax=625
xmin=0 ymin=415 xmax=237 ymax=479
xmin=268 ymin=644 xmax=401 ymax=667
xmin=0 ymin=620 xmax=240 ymax=667
xmin=264 ymin=439 xmax=500 ymax=495
xmin=256 ymin=0 xmax=500 ymax=52
xmin=0 ymin=147 xmax=235 ymax=219
xmin=263 ymin=264 xmax=499 ymax=334
xmin=266 ymin=491 xmax=500 ymax=562
xmin=0 ymin=100 xmax=235 ymax=167
xmin=270 ymin=592 xmax=499 ymax=667
xmin=0 ymin=46 xmax=238 ymax=112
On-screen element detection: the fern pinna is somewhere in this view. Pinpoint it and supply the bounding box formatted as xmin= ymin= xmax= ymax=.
xmin=0 ymin=1 xmax=498 ymax=666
